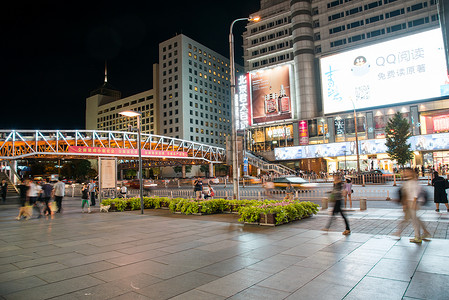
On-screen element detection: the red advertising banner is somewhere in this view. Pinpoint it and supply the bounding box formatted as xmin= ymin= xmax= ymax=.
xmin=68 ymin=146 xmax=188 ymax=158
xmin=299 ymin=120 xmax=309 ymax=145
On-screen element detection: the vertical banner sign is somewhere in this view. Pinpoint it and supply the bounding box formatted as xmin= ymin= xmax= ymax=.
xmin=236 ymin=74 xmax=251 ymax=130
xmin=299 ymin=120 xmax=309 ymax=145
xmin=100 ymin=158 xmax=116 ymax=189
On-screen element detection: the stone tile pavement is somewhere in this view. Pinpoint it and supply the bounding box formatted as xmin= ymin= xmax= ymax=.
xmin=0 ymin=197 xmax=448 ymax=299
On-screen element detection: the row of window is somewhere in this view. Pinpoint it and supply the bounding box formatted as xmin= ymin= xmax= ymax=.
xmin=251 ymin=53 xmax=291 ymax=68
xmin=98 ymin=96 xmax=154 ymax=115
xmin=251 ymin=41 xmax=291 ymax=57
xmin=188 ymin=43 xmax=228 ymax=66
xmin=325 ymin=1 xmax=430 ymax=23
xmin=250 ymin=17 xmax=290 ymax=34
xmin=251 ymin=29 xmax=291 ymax=46
xmin=326 ymin=16 xmax=433 ymax=49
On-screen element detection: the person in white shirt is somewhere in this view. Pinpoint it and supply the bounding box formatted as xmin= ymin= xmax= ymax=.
xmin=53 ymin=179 xmax=65 ymax=213
xmin=402 ymin=168 xmax=430 ymax=243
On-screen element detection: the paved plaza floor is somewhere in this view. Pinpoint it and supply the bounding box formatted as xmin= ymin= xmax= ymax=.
xmin=0 ymin=197 xmax=448 ymax=300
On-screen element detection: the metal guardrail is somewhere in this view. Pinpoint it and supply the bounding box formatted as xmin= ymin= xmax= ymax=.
xmin=149 ymin=188 xmax=396 ymax=201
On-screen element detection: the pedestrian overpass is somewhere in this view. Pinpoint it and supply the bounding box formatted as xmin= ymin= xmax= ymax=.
xmin=0 ymin=129 xmax=226 ymax=163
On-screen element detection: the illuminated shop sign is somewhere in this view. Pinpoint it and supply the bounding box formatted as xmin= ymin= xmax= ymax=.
xmin=320 ymin=28 xmax=449 ymax=114
xmin=265 ymin=125 xmax=293 ymax=141
xmin=250 ymin=65 xmax=292 ymax=124
xmin=235 ymin=74 xmax=251 ymax=130
xmin=299 ymin=120 xmax=309 ymax=145
xmin=433 ymin=115 xmax=449 ymax=132
xmin=274 ymin=133 xmax=449 ymax=160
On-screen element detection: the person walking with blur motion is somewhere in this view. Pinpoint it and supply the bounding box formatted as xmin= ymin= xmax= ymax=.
xmin=402 ymin=168 xmax=431 ymax=243
xmin=432 ymin=171 xmax=449 ymax=212
xmin=53 ymin=178 xmax=65 ymax=213
xmin=322 ymin=176 xmax=351 ymax=235
xmin=16 ymin=180 xmax=31 ymax=220
xmin=41 ymin=179 xmax=53 ymax=216
xmin=1 ymin=179 xmax=7 ymax=203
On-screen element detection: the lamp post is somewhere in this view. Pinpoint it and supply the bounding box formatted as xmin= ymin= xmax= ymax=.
xmin=119 ymin=110 xmax=144 ymax=214
xmin=229 ymin=15 xmax=260 ymax=200
xmin=349 ymin=99 xmax=361 ymax=174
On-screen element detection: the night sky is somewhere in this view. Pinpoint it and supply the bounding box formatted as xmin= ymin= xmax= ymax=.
xmin=2 ymin=0 xmax=260 ymax=130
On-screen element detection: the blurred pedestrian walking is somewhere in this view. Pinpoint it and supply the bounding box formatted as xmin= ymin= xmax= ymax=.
xmin=284 ymin=182 xmax=295 ymax=201
xmin=322 ymin=176 xmax=351 ymax=235
xmin=16 ymin=180 xmax=31 ymax=220
xmin=431 ymin=171 xmax=449 ymax=212
xmin=402 ymin=168 xmax=431 ymax=243
xmin=41 ymin=179 xmax=53 ymax=216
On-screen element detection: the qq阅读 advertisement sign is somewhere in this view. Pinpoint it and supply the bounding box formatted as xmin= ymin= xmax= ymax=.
xmin=250 ymin=65 xmax=292 ymax=124
xmin=320 ymin=28 xmax=449 ymax=115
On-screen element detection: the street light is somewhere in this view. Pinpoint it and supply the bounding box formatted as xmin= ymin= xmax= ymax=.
xmin=348 ymin=99 xmax=361 ymax=174
xmin=119 ymin=110 xmax=144 ymax=214
xmin=229 ymin=15 xmax=260 ymax=200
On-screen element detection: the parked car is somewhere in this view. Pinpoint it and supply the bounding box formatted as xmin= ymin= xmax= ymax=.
xmin=272 ymin=176 xmax=317 ymax=189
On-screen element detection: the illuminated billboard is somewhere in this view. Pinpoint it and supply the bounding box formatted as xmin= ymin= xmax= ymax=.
xmin=250 ymin=65 xmax=292 ymax=124
xmin=320 ymin=28 xmax=449 ymax=115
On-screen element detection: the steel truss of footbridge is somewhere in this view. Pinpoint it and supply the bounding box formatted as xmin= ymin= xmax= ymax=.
xmin=0 ymin=130 xmax=226 ymax=165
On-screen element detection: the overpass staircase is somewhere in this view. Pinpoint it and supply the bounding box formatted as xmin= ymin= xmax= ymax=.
xmin=245 ymin=152 xmax=296 ymax=175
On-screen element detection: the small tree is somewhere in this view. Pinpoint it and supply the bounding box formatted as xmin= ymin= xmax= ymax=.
xmin=385 ymin=112 xmax=413 ymax=167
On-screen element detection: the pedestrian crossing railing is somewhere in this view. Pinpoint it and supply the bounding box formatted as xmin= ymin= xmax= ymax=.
xmin=147 ymin=188 xmax=397 ymax=201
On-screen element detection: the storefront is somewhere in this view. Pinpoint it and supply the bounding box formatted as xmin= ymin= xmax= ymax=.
xmin=249 ymin=124 xmax=294 ymax=152
xmin=274 ymin=132 xmax=449 ymax=174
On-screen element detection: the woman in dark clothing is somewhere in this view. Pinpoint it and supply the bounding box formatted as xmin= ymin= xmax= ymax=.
xmin=322 ymin=176 xmax=351 ymax=235
xmin=432 ymin=171 xmax=449 ymax=212
xmin=1 ymin=179 xmax=7 ymax=203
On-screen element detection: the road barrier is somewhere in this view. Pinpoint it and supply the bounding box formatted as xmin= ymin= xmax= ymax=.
xmin=149 ymin=187 xmax=395 ymax=201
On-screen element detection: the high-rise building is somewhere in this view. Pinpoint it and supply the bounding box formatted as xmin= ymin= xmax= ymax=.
xmin=158 ymin=34 xmax=243 ymax=147
xmin=85 ymin=64 xmax=159 ymax=134
xmin=242 ymin=0 xmax=449 ymax=173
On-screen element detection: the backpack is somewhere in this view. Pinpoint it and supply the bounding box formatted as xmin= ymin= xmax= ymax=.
xmin=418 ymin=187 xmax=429 ymax=206
xmin=210 ymin=188 xmax=215 ymax=197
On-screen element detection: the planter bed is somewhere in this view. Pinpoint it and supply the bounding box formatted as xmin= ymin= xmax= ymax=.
xmin=100 ymin=197 xmax=319 ymax=226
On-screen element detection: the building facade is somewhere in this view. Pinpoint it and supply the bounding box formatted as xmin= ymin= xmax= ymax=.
xmin=158 ymin=34 xmax=243 ymax=147
xmin=85 ymin=64 xmax=159 ymax=134
xmin=242 ymin=0 xmax=449 ymax=173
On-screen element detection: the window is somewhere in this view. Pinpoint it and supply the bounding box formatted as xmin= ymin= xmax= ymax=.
xmin=385 ymin=8 xmax=404 ymax=18
xmin=408 ymin=17 xmax=429 ymax=28
xmin=407 ymin=2 xmax=427 ymax=12
xmin=329 ymin=25 xmax=345 ymax=34
xmin=327 ymin=0 xmax=343 ymax=8
xmin=364 ymin=1 xmax=382 ymax=10
xmin=348 ymin=33 xmax=365 ymax=43
xmin=346 ymin=6 xmax=362 ymax=16
xmin=330 ymin=38 xmax=347 ymax=47
xmin=386 ymin=23 xmax=406 ymax=33
xmin=366 ymin=15 xmax=384 ymax=24
xmin=367 ymin=28 xmax=385 ymax=38
xmin=384 ymin=0 xmax=397 ymax=4
xmin=347 ymin=20 xmax=364 ymax=29
xmin=328 ymin=12 xmax=344 ymax=21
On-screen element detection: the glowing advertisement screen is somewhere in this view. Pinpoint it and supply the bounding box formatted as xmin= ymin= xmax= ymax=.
xmin=250 ymin=65 xmax=292 ymax=124
xmin=320 ymin=28 xmax=449 ymax=115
